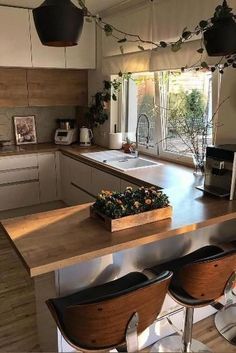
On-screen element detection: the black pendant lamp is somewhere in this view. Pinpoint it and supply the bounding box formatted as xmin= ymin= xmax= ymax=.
xmin=33 ymin=0 xmax=84 ymax=47
xmin=204 ymin=0 xmax=236 ymax=56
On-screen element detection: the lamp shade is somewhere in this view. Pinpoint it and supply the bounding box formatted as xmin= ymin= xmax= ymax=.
xmin=33 ymin=0 xmax=84 ymax=47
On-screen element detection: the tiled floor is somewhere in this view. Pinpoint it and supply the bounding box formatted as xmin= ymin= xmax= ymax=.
xmin=0 ymin=202 xmax=235 ymax=352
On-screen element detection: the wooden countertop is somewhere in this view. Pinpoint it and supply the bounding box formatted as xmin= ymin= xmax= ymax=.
xmin=2 ymin=143 xmax=236 ymax=278
xmin=2 ymin=187 xmax=236 ymax=277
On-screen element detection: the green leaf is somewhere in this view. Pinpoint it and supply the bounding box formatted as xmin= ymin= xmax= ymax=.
xmin=85 ymin=17 xmax=93 ymax=23
xmin=104 ymin=24 xmax=113 ymax=36
xmin=201 ymin=61 xmax=209 ymax=69
xmin=171 ymin=39 xmax=182 ymax=52
xmin=118 ymin=71 xmax=123 ymax=77
xmin=197 ymin=48 xmax=204 ymax=54
xmin=112 ymin=94 xmax=117 ymax=101
xmin=117 ymin=38 xmax=127 ymax=43
xmin=78 ymin=0 xmax=86 ymax=9
xmin=160 ymin=41 xmax=167 ymax=48
xmin=199 ymin=20 xmax=208 ymax=29
xmin=120 ymin=45 xmax=124 ymax=55
xmin=138 ymin=45 xmax=145 ymax=51
xmin=182 ymin=31 xmax=192 ymax=40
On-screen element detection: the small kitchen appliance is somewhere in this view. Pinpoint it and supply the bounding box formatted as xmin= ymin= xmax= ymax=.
xmin=196 ymin=144 xmax=236 ymax=200
xmin=80 ymin=127 xmax=93 ymax=147
xmin=54 ymin=119 xmax=77 ymax=145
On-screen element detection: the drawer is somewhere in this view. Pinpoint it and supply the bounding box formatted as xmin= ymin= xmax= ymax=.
xmin=91 ymin=168 xmax=121 ymax=196
xmin=0 ymin=167 xmax=38 ymax=185
xmin=0 ymin=181 xmax=40 ymax=211
xmin=69 ymin=182 xmax=95 ymax=206
xmin=0 ymin=154 xmax=38 ymax=171
xmin=69 ymin=158 xmax=92 ymax=192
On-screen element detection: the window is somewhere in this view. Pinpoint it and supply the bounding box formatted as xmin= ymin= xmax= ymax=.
xmin=120 ymin=69 xmax=214 ymax=162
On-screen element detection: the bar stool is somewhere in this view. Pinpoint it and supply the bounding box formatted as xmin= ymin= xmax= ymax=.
xmin=46 ymin=271 xmax=172 ymax=352
xmin=213 ymin=240 xmax=236 ymax=346
xmin=145 ymin=245 xmax=236 ymax=352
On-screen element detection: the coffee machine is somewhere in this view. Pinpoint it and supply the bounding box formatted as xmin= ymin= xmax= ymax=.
xmin=197 ymin=145 xmax=236 ymax=200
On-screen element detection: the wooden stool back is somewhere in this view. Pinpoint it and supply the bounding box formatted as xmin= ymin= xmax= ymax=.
xmin=178 ymin=250 xmax=236 ymax=301
xmin=52 ymin=273 xmax=172 ymax=351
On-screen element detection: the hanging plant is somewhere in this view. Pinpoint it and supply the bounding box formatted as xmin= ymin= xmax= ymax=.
xmin=86 ymin=72 xmax=132 ymax=127
xmin=204 ymin=0 xmax=236 ymax=56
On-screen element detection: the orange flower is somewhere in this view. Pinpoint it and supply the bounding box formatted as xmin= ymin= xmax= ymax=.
xmin=145 ymin=199 xmax=152 ymax=205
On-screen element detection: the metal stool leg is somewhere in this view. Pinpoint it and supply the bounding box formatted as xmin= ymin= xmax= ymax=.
xmin=150 ymin=307 xmax=211 ymax=352
xmin=215 ymin=272 xmax=236 ymax=345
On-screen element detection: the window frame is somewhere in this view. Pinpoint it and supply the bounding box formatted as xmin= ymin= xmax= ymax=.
xmin=115 ymin=69 xmax=220 ymax=165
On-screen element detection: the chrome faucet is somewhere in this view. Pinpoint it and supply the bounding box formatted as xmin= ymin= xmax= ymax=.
xmin=135 ymin=113 xmax=150 ymax=157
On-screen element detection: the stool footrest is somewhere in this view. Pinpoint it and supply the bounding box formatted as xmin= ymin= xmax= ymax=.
xmin=150 ymin=334 xmax=212 ymax=353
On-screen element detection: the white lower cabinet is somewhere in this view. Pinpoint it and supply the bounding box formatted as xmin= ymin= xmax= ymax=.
xmin=69 ymin=182 xmax=94 ymax=206
xmin=38 ymin=153 xmax=58 ymax=203
xmin=91 ymin=167 xmax=121 ymax=196
xmin=120 ymin=179 xmax=140 ymax=191
xmin=60 ymin=154 xmax=93 ymax=206
xmin=0 ymin=152 xmax=58 ymax=211
xmin=0 ymin=181 xmax=40 ymax=211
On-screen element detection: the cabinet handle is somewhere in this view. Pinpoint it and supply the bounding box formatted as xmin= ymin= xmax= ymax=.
xmin=70 ymin=182 xmax=95 ymax=198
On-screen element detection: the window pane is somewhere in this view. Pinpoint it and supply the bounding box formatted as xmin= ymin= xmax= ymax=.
xmin=124 ymin=73 xmax=156 ymax=148
xmin=158 ymin=70 xmax=212 ymax=156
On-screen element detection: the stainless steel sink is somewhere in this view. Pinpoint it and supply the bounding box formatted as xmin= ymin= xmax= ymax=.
xmin=105 ymin=157 xmax=160 ymax=171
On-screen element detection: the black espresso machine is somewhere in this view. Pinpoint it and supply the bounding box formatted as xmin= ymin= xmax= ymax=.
xmin=196 ymin=144 xmax=236 ymax=200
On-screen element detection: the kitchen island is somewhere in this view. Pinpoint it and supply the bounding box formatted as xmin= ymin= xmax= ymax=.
xmin=1 ymin=179 xmax=236 ymax=351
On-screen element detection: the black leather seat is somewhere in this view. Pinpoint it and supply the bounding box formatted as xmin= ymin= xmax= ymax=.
xmin=146 ymin=245 xmax=236 ymax=353
xmin=47 ymin=270 xmax=172 ymax=351
xmin=147 ymin=245 xmax=225 ymax=306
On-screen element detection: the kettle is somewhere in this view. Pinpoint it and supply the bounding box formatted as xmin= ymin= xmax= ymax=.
xmin=80 ymin=127 xmax=93 ymax=147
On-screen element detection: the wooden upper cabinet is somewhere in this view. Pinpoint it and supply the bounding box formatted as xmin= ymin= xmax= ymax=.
xmin=27 ymin=69 xmax=88 ymax=106
xmin=0 ymin=7 xmax=31 ymax=67
xmin=0 ymin=68 xmax=28 ymax=107
xmin=29 ymin=12 xmax=66 ymax=69
xmin=66 ymin=21 xmax=96 ymax=69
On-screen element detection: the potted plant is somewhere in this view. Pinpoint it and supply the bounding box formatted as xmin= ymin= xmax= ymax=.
xmin=90 ymin=186 xmax=172 ymax=232
xmin=204 ymin=0 xmax=236 ymax=56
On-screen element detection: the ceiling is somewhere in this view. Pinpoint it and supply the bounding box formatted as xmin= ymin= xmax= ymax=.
xmin=0 ymin=0 xmax=126 ymax=13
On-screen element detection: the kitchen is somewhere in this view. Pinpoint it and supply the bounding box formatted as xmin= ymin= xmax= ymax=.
xmin=0 ymin=0 xmax=236 ymax=353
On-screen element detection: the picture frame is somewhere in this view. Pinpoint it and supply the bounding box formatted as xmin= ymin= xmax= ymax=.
xmin=13 ymin=116 xmax=37 ymax=145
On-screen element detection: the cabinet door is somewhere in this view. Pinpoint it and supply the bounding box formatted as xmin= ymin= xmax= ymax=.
xmin=91 ymin=168 xmax=121 ymax=196
xmin=38 ymin=153 xmax=58 ymax=203
xmin=120 ymin=179 xmax=139 ymax=191
xmin=66 ymin=21 xmax=96 ymax=69
xmin=0 ymin=7 xmax=31 ymax=67
xmin=0 ymin=181 xmax=40 ymax=211
xmin=70 ymin=182 xmax=94 ymax=206
xmin=0 ymin=68 xmax=28 ymax=107
xmin=70 ymin=158 xmax=92 ymax=192
xmin=60 ymin=154 xmax=72 ymax=205
xmin=29 ymin=12 xmax=66 ymax=68
xmin=27 ymin=69 xmax=88 ymax=106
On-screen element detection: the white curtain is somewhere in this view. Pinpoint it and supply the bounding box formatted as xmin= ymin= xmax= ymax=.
xmin=102 ymin=0 xmax=236 ymax=74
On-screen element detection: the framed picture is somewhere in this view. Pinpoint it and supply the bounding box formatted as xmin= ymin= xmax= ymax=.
xmin=13 ymin=116 xmax=37 ymax=145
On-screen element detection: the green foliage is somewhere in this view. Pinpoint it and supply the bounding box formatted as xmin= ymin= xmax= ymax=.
xmin=168 ymin=89 xmax=207 ymax=134
xmin=86 ymin=72 xmax=132 ymax=128
xmin=93 ymin=187 xmax=170 ymax=219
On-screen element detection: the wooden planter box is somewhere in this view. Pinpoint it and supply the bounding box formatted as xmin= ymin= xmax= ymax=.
xmin=90 ymin=206 xmax=173 ymax=232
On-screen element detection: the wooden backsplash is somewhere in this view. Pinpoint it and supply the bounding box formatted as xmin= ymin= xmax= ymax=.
xmin=0 ymin=68 xmax=88 ymax=107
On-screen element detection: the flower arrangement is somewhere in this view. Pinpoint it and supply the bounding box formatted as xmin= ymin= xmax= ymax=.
xmin=92 ymin=186 xmax=170 ymax=220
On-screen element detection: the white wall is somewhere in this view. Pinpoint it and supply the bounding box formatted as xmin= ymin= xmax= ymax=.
xmin=216 ymin=68 xmax=236 ymax=145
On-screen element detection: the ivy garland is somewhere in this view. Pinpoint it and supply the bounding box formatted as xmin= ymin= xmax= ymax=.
xmin=93 ymin=186 xmax=170 ymax=219
xmin=78 ymin=0 xmax=236 ymax=74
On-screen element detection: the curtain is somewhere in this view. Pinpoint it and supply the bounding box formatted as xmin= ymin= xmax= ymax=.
xmin=101 ymin=0 xmax=236 ymax=75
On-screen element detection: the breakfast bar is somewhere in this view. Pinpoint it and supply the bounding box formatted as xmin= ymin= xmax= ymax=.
xmin=2 ymin=178 xmax=236 ymax=351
